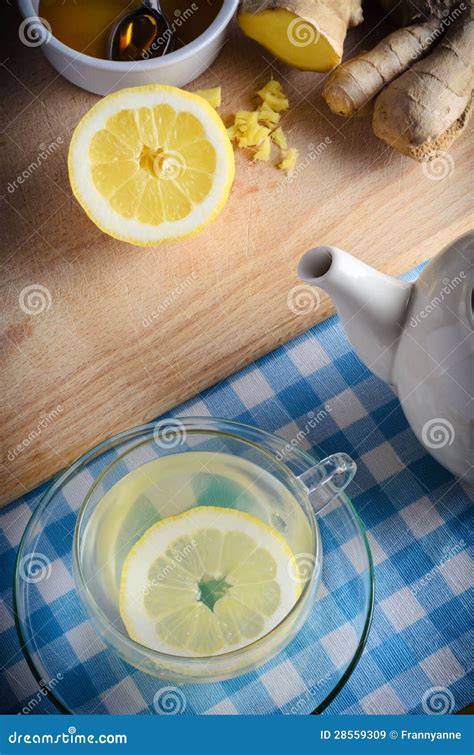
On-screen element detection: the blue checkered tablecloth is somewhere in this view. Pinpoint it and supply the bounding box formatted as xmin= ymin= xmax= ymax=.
xmin=0 ymin=263 xmax=472 ymax=716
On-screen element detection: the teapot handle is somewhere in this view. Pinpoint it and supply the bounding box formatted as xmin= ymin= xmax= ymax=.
xmin=296 ymin=453 xmax=356 ymax=515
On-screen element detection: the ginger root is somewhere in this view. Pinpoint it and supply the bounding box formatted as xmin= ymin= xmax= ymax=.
xmin=373 ymin=9 xmax=473 ymax=160
xmin=238 ymin=0 xmax=363 ymax=71
xmin=322 ymin=17 xmax=441 ymax=116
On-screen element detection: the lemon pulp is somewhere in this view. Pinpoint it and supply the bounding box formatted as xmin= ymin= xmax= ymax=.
xmin=119 ymin=506 xmax=302 ymax=657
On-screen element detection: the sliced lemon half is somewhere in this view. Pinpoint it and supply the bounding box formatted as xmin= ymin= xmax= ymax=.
xmin=68 ymin=86 xmax=234 ymax=246
xmin=119 ymin=506 xmax=301 ymax=657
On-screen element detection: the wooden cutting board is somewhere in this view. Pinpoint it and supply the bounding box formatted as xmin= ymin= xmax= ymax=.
xmin=1 ymin=5 xmax=472 ymax=506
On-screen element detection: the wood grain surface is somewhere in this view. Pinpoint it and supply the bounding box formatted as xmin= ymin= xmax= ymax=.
xmin=1 ymin=4 xmax=472 ymax=505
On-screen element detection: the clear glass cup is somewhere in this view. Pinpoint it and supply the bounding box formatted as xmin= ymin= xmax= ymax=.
xmin=15 ymin=418 xmax=374 ymax=712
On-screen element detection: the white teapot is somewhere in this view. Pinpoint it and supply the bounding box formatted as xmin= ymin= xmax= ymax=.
xmin=298 ymin=232 xmax=473 ymax=484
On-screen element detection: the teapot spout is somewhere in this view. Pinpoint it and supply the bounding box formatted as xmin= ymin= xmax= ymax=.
xmin=298 ymin=246 xmax=413 ymax=386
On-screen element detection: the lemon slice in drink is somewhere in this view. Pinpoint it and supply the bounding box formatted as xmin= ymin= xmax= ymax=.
xmin=119 ymin=506 xmax=301 ymax=656
xmin=68 ymin=86 xmax=234 ymax=246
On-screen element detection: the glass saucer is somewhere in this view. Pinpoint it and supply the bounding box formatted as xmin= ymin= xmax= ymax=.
xmin=14 ymin=420 xmax=374 ymax=715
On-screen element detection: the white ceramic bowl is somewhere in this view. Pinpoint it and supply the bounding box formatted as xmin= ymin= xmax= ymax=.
xmin=17 ymin=0 xmax=238 ymax=95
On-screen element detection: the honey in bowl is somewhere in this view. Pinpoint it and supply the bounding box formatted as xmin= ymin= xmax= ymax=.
xmin=39 ymin=0 xmax=224 ymax=60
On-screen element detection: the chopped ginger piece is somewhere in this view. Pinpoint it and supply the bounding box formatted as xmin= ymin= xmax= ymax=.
xmin=257 ymin=104 xmax=280 ymax=127
xmin=254 ymin=137 xmax=271 ymax=161
xmin=195 ymin=87 xmax=221 ymax=108
xmin=234 ymin=110 xmax=256 ymax=131
xmin=278 ymin=148 xmax=298 ymax=173
xmin=227 ymin=79 xmax=296 ymax=172
xmin=233 ymin=110 xmax=270 ymax=148
xmin=257 ymin=80 xmax=289 ymax=112
xmin=271 ymin=126 xmax=287 ymax=150
xmin=238 ymin=127 xmax=270 ymax=148
xmin=235 ymin=109 xmax=254 ymax=123
xmin=262 ymin=92 xmax=289 ymax=112
xmin=257 ymin=80 xmax=284 ymax=98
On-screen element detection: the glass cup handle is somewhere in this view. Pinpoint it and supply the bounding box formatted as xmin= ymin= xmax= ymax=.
xmin=296 ymin=453 xmax=357 ymax=516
